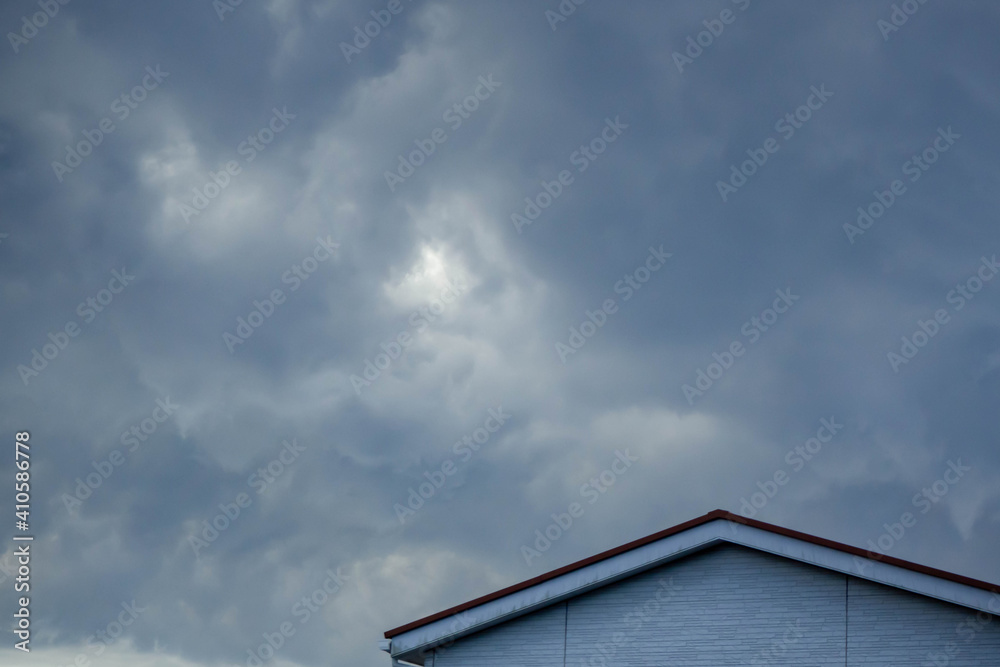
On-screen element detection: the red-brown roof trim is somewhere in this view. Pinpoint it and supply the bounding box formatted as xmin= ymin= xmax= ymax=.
xmin=384 ymin=509 xmax=999 ymax=638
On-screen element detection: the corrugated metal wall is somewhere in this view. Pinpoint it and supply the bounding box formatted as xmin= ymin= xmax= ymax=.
xmin=432 ymin=544 xmax=1000 ymax=666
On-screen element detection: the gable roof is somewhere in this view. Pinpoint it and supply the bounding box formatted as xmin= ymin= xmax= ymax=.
xmin=382 ymin=510 xmax=1000 ymax=662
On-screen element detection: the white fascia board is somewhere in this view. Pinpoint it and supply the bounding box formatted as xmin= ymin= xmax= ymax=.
xmin=390 ymin=521 xmax=724 ymax=660
xmin=390 ymin=518 xmax=1000 ymax=662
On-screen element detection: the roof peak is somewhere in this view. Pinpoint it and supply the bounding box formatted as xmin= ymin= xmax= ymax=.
xmin=384 ymin=510 xmax=999 ymax=641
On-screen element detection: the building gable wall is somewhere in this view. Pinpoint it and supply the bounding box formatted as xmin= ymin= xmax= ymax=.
xmin=433 ymin=545 xmax=1000 ymax=666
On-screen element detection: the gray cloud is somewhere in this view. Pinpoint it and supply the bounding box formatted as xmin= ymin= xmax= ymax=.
xmin=1 ymin=1 xmax=998 ymax=665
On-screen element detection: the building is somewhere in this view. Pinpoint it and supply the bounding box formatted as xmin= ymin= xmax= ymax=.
xmin=380 ymin=510 xmax=1000 ymax=666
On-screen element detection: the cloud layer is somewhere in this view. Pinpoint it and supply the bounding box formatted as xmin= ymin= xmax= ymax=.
xmin=1 ymin=1 xmax=999 ymax=665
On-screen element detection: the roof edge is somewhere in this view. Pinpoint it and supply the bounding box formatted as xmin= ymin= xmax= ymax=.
xmin=384 ymin=509 xmax=999 ymax=638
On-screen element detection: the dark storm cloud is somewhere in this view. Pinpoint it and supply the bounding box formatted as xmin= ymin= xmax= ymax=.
xmin=0 ymin=1 xmax=998 ymax=666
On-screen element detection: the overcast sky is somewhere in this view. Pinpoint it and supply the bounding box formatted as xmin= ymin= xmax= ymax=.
xmin=1 ymin=1 xmax=999 ymax=665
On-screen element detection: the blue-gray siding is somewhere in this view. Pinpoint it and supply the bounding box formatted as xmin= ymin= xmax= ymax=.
xmin=432 ymin=544 xmax=1000 ymax=666
xmin=430 ymin=602 xmax=565 ymax=667
xmin=847 ymin=576 xmax=999 ymax=666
